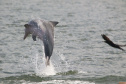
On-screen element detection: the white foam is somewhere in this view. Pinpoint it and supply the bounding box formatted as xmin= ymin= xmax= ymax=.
xmin=35 ymin=58 xmax=56 ymax=76
xmin=41 ymin=80 xmax=95 ymax=84
xmin=78 ymin=70 xmax=88 ymax=74
xmin=22 ymin=80 xmax=95 ymax=84
xmin=41 ymin=62 xmax=56 ymax=76
xmin=30 ymin=42 xmax=56 ymax=76
xmin=35 ymin=50 xmax=56 ymax=76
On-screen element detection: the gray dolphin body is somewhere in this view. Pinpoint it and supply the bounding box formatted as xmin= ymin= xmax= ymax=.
xmin=24 ymin=19 xmax=59 ymax=66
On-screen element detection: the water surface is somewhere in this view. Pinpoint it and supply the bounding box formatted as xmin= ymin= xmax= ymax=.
xmin=0 ymin=0 xmax=126 ymax=84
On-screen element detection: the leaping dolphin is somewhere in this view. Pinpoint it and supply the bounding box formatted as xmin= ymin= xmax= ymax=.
xmin=24 ymin=19 xmax=59 ymax=66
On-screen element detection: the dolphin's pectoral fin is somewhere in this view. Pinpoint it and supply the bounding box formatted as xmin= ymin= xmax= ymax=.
xmin=32 ymin=35 xmax=36 ymax=41
xmin=49 ymin=21 xmax=59 ymax=27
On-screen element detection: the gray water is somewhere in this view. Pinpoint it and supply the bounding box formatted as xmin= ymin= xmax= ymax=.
xmin=0 ymin=0 xmax=126 ymax=84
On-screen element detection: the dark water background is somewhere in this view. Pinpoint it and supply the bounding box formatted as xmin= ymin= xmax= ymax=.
xmin=0 ymin=0 xmax=126 ymax=84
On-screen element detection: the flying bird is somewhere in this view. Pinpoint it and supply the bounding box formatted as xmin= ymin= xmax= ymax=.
xmin=101 ymin=34 xmax=125 ymax=51
xmin=24 ymin=19 xmax=59 ymax=66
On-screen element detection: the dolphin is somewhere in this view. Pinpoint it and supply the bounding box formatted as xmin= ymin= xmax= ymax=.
xmin=24 ymin=19 xmax=59 ymax=66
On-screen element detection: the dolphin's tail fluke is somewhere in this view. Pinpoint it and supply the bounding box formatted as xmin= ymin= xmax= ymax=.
xmin=45 ymin=56 xmax=50 ymax=66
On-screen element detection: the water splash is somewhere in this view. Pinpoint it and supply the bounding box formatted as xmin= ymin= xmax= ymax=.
xmin=30 ymin=42 xmax=56 ymax=76
xmin=29 ymin=40 xmax=85 ymax=76
xmin=35 ymin=54 xmax=56 ymax=76
xmin=52 ymin=50 xmax=70 ymax=73
xmin=29 ymin=42 xmax=88 ymax=77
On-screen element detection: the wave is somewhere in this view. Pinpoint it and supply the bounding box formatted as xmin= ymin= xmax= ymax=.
xmin=57 ymin=70 xmax=78 ymax=75
xmin=93 ymin=75 xmax=126 ymax=83
xmin=0 ymin=70 xmax=79 ymax=82
xmin=0 ymin=73 xmax=126 ymax=84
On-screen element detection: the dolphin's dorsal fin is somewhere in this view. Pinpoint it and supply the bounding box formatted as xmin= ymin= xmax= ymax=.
xmin=49 ymin=21 xmax=59 ymax=27
xmin=24 ymin=24 xmax=31 ymax=28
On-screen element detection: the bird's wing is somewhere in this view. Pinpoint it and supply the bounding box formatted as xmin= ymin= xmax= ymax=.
xmin=101 ymin=34 xmax=112 ymax=42
xmin=118 ymin=44 xmax=126 ymax=47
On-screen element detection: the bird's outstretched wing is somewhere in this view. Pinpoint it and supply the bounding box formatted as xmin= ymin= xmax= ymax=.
xmin=118 ymin=45 xmax=126 ymax=47
xmin=101 ymin=34 xmax=112 ymax=42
